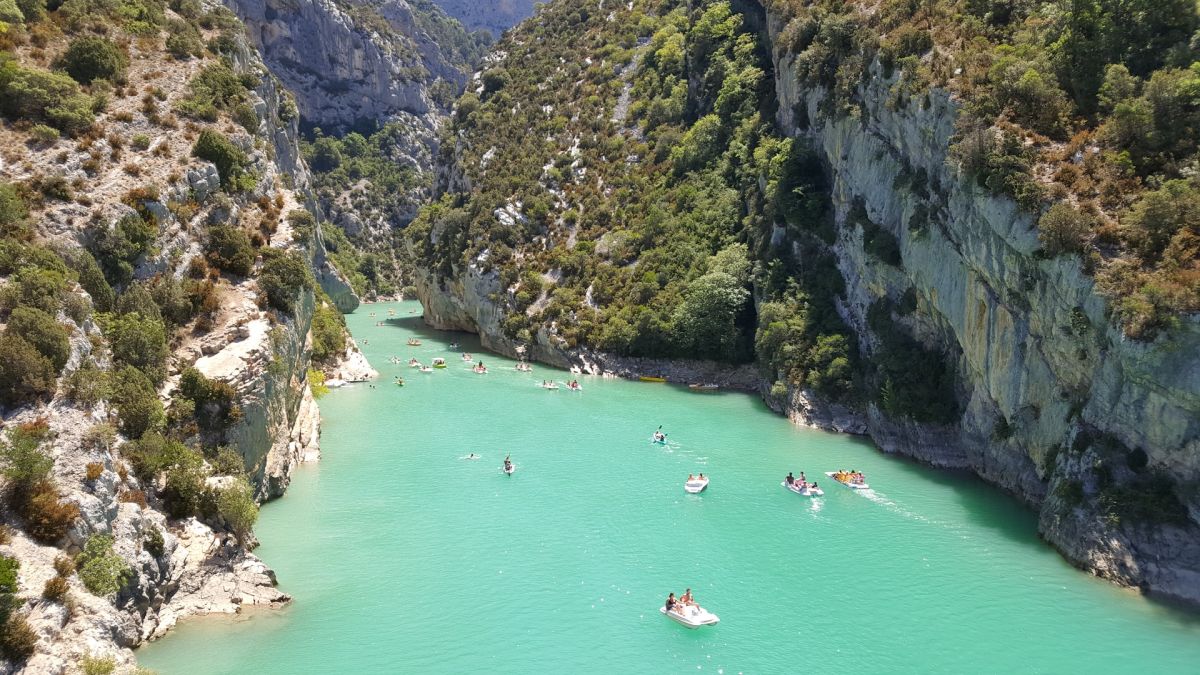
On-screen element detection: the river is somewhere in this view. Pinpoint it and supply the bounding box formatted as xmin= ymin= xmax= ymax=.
xmin=138 ymin=301 xmax=1200 ymax=673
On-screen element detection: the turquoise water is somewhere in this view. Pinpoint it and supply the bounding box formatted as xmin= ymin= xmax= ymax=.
xmin=139 ymin=301 xmax=1200 ymax=673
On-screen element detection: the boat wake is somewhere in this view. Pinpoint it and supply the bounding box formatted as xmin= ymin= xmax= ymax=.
xmin=860 ymin=489 xmax=934 ymax=524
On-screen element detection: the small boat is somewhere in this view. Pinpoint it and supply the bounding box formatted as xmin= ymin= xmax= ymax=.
xmin=473 ymin=366 xmax=488 ymax=374
xmin=325 ymin=378 xmax=347 ymax=388
xmin=563 ymin=381 xmax=582 ymax=391
xmin=660 ymin=604 xmax=719 ymax=629
xmin=462 ymin=353 xmax=473 ymax=362
xmin=684 ymin=476 xmax=709 ymax=493
xmin=541 ymin=382 xmax=559 ymax=390
xmin=419 ymin=366 xmax=434 ymax=373
xmin=409 ymin=359 xmax=422 ymax=368
xmin=515 ymin=362 xmax=533 ymax=372
xmin=503 ymin=463 xmax=515 ymax=475
xmin=394 ymin=378 xmax=405 ymax=387
xmin=782 ymin=481 xmax=824 ymax=497
xmin=432 ymin=358 xmax=447 ymax=369
xmin=688 ymin=383 xmax=719 ymax=392
xmin=825 ymin=471 xmax=869 ymax=490
xmin=651 ymin=433 xmax=667 ymax=445
xmin=449 ymin=342 xmax=460 ymax=350
xmin=639 ymin=376 xmax=666 ymax=383
xmin=407 ymin=338 xmax=422 ymax=346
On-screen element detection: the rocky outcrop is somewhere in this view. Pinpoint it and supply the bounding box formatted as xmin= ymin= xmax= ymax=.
xmin=761 ymin=10 xmax=1200 ymax=604
xmin=426 ymin=0 xmax=535 ymax=35
xmin=228 ymin=0 xmax=465 ymax=130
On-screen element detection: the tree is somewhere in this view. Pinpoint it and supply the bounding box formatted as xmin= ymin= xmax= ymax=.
xmin=6 ymin=307 xmax=70 ymax=371
xmin=0 ymin=334 xmax=56 ymax=406
xmin=1039 ymin=203 xmax=1097 ymax=257
xmin=110 ymin=366 xmax=163 ymax=438
xmin=105 ymin=312 xmax=168 ymax=383
xmin=192 ymin=130 xmax=247 ymax=187
xmin=670 ymin=268 xmax=750 ymax=360
xmin=258 ymin=250 xmax=312 ymax=314
xmin=206 ymin=224 xmax=255 ymax=276
xmin=307 ymin=136 xmax=342 ymax=172
xmin=75 ymin=534 xmax=131 ymax=597
xmin=60 ymin=36 xmax=126 ymax=84
xmin=0 ymin=182 xmax=27 ymax=236
xmin=216 ymin=477 xmax=258 ymax=541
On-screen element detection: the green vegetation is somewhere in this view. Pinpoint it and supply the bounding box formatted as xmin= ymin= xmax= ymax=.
xmin=177 ymin=61 xmax=254 ymax=122
xmin=60 ymin=36 xmax=127 ymax=84
xmin=76 ymin=534 xmax=131 ymax=597
xmin=192 ymin=129 xmax=254 ymax=191
xmin=258 ymin=249 xmax=312 ymax=314
xmin=0 ymin=54 xmax=96 ymax=134
xmin=206 ymin=224 xmax=255 ymax=276
xmin=311 ymin=295 xmax=347 ymax=363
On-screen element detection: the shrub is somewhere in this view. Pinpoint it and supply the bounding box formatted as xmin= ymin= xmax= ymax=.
xmin=6 ymin=306 xmax=70 ymax=371
xmin=1038 ymin=203 xmax=1096 ymax=257
xmin=109 ymin=366 xmax=163 ymax=438
xmin=29 ymin=124 xmax=59 ymax=144
xmin=206 ymin=224 xmax=255 ymax=275
xmin=0 ymin=612 xmax=37 ymax=663
xmin=215 ymin=476 xmax=257 ymax=540
xmin=76 ymin=534 xmax=131 ymax=597
xmin=0 ymin=183 xmax=27 ymax=235
xmin=310 ymin=301 xmax=346 ymax=362
xmin=0 ymin=334 xmax=56 ymax=407
xmin=53 ymin=555 xmax=75 ymax=577
xmin=80 ymin=654 xmax=117 ymax=675
xmin=0 ymin=57 xmax=96 ymax=134
xmin=211 ymin=446 xmax=244 ymax=476
xmin=177 ymin=62 xmax=248 ymax=121
xmin=85 ymin=462 xmax=103 ymax=481
xmin=104 ymin=312 xmax=168 ymax=384
xmin=308 ymin=368 xmax=329 ymax=398
xmin=192 ymin=129 xmax=248 ymax=188
xmin=89 ymin=212 xmax=156 ymax=289
xmin=60 ymin=36 xmax=126 ymax=84
xmin=258 ymin=249 xmax=312 ymax=313
xmin=42 ymin=575 xmax=69 ymax=602
xmin=142 ymin=527 xmax=163 ymax=558
xmin=63 ymin=248 xmax=115 ymax=312
xmin=118 ymin=489 xmax=147 ymax=508
xmin=23 ymin=480 xmax=80 ymax=543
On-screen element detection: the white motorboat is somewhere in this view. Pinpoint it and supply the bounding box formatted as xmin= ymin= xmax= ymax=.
xmin=684 ymin=476 xmax=709 ymax=493
xmin=825 ymin=471 xmax=869 ymax=490
xmin=783 ymin=481 xmax=823 ymax=497
xmin=325 ymin=378 xmax=347 ymax=388
xmin=419 ymin=366 xmax=434 ymax=373
xmin=660 ymin=604 xmax=719 ymax=628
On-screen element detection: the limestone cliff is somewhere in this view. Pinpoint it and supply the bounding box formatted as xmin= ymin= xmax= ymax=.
xmin=426 ymin=0 xmax=536 ymax=35
xmin=0 ymin=2 xmax=364 ymax=669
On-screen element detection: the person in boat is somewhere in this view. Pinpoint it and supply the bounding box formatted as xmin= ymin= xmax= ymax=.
xmin=688 ymin=473 xmax=695 ymax=481
xmin=665 ymin=593 xmax=677 ymax=611
xmin=698 ymin=473 xmax=705 ymax=480
xmin=786 ymin=472 xmax=795 ymax=485
xmin=653 ymin=430 xmax=665 ymax=442
xmin=681 ymin=588 xmax=695 ymax=607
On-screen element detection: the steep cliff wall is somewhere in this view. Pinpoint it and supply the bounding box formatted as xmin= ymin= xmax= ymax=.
xmin=425 ymin=0 xmax=536 ymax=35
xmin=762 ymin=10 xmax=1200 ymax=606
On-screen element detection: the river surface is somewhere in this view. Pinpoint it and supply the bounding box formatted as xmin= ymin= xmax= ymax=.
xmin=139 ymin=301 xmax=1200 ymax=673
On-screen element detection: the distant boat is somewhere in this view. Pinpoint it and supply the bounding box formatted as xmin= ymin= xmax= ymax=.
xmin=684 ymin=476 xmax=709 ymax=493
xmin=826 ymin=471 xmax=869 ymax=490
xmin=639 ymin=376 xmax=666 ymax=383
xmin=432 ymin=358 xmax=447 ymax=369
xmin=783 ymin=481 xmax=823 ymax=497
xmin=660 ymin=604 xmax=719 ymax=628
xmin=688 ymin=383 xmax=718 ymax=392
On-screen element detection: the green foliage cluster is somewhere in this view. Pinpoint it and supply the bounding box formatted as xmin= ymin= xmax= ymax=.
xmin=0 ymin=553 xmax=35 ymax=663
xmin=175 ymin=367 xmax=240 ymax=443
xmin=258 ymin=249 xmax=312 ymax=314
xmin=317 ymin=219 xmax=393 ymax=297
xmin=767 ymin=0 xmax=1200 ymax=339
xmin=311 ymin=295 xmax=346 ymax=363
xmin=206 ymin=224 xmax=255 ymax=276
xmin=176 ymin=61 xmax=254 ymax=122
xmin=192 ymin=129 xmax=254 ymax=191
xmin=867 ymin=300 xmax=960 ymax=424
xmin=76 ymin=534 xmax=131 ymax=597
xmin=60 ymin=36 xmax=127 ymax=84
xmin=0 ymin=423 xmax=80 ymax=543
xmin=0 ymin=53 xmax=96 ymax=134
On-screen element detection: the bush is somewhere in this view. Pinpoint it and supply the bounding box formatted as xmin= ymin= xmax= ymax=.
xmin=211 ymin=446 xmax=244 ymax=476
xmin=63 ymin=248 xmax=115 ymax=312
xmin=310 ymin=301 xmax=346 ymax=362
xmin=0 ymin=57 xmax=96 ymax=134
xmin=192 ymin=129 xmax=248 ymax=188
xmin=53 ymin=555 xmax=75 ymax=578
xmin=1038 ymin=203 xmax=1096 ymax=257
xmin=80 ymin=654 xmax=117 ymax=675
xmin=0 ymin=612 xmax=37 ymax=663
xmin=206 ymin=224 xmax=255 ymax=275
xmin=60 ymin=36 xmax=126 ymax=84
xmin=23 ymin=480 xmax=80 ymax=543
xmin=0 ymin=183 xmax=27 ymax=236
xmin=76 ymin=534 xmax=131 ymax=597
xmin=216 ymin=477 xmax=257 ymax=540
xmin=6 ymin=306 xmax=70 ymax=371
xmin=110 ymin=366 xmax=163 ymax=438
xmin=89 ymin=212 xmax=156 ymax=289
xmin=85 ymin=462 xmax=103 ymax=481
xmin=104 ymin=312 xmax=168 ymax=384
xmin=258 ymin=250 xmax=312 ymax=314
xmin=143 ymin=526 xmax=164 ymax=558
xmin=0 ymin=424 xmax=52 ymax=495
xmin=177 ymin=62 xmax=249 ymax=121
xmin=0 ymin=334 xmax=57 ymax=406
xmin=42 ymin=575 xmax=69 ymax=602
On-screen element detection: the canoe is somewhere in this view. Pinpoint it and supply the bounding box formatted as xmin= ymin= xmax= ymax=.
xmin=825 ymin=471 xmax=869 ymax=490
xmin=639 ymin=376 xmax=666 ymax=383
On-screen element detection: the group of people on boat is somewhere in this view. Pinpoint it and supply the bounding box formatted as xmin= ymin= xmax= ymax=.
xmin=516 ymin=362 xmax=533 ymax=372
xmin=664 ymin=588 xmax=697 ymax=612
xmin=832 ymin=469 xmax=866 ymax=485
xmin=541 ymin=380 xmax=558 ymax=389
xmin=503 ymin=455 xmax=513 ymax=473
xmin=686 ymin=473 xmax=706 ymax=482
xmin=565 ymin=379 xmax=581 ymax=390
xmin=407 ymin=338 xmax=421 ymax=346
xmin=462 ymin=352 xmax=473 ymax=361
xmin=473 ymin=362 xmax=488 ymax=374
xmin=784 ymin=471 xmax=818 ymax=491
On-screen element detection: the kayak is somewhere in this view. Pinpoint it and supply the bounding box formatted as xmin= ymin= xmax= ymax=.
xmin=825 ymin=471 xmax=869 ymax=490
xmin=639 ymin=376 xmax=666 ymax=383
xmin=782 ymin=481 xmax=824 ymax=497
xmin=651 ymin=435 xmax=667 ymax=445
xmin=684 ymin=477 xmax=709 ymax=493
xmin=660 ymin=605 xmax=719 ymax=628
xmin=503 ymin=463 xmax=516 ymax=475
xmin=688 ymin=383 xmax=718 ymax=391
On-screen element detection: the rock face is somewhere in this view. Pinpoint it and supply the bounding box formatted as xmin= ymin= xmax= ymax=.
xmin=426 ymin=0 xmax=536 ymax=35
xmin=414 ymin=0 xmax=1200 ymax=606
xmin=228 ymin=0 xmax=466 ymax=131
xmin=761 ymin=7 xmax=1200 ymax=606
